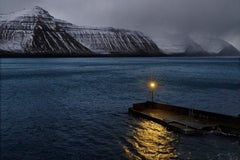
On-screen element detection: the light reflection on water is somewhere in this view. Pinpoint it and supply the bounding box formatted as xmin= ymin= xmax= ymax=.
xmin=123 ymin=120 xmax=178 ymax=160
xmin=1 ymin=57 xmax=240 ymax=159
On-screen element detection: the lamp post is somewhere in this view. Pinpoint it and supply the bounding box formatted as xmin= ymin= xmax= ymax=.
xmin=149 ymin=81 xmax=157 ymax=103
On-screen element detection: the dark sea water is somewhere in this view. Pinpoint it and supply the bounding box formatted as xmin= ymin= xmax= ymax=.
xmin=1 ymin=57 xmax=240 ymax=160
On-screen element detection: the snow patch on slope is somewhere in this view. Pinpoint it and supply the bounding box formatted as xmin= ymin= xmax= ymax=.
xmin=56 ymin=20 xmax=161 ymax=55
xmin=0 ymin=6 xmax=92 ymax=54
xmin=0 ymin=6 xmax=162 ymax=55
xmin=0 ymin=6 xmax=53 ymax=23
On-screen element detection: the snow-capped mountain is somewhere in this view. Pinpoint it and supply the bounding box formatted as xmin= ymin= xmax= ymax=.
xmin=0 ymin=6 xmax=162 ymax=56
xmin=0 ymin=6 xmax=239 ymax=57
xmin=0 ymin=6 xmax=92 ymax=55
xmin=55 ymin=19 xmax=161 ymax=55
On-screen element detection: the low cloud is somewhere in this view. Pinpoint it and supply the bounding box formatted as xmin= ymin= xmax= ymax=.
xmin=1 ymin=0 xmax=240 ymax=49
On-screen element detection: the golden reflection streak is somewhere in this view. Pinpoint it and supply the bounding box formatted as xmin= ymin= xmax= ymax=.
xmin=123 ymin=120 xmax=178 ymax=160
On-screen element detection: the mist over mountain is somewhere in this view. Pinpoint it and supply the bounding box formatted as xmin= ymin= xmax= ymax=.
xmin=152 ymin=31 xmax=240 ymax=56
xmin=0 ymin=7 xmax=239 ymax=57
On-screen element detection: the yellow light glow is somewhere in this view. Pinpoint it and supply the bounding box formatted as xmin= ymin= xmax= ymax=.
xmin=149 ymin=81 xmax=157 ymax=89
xmin=150 ymin=82 xmax=155 ymax=88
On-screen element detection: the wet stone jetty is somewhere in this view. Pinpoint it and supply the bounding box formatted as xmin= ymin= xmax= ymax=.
xmin=128 ymin=101 xmax=240 ymax=136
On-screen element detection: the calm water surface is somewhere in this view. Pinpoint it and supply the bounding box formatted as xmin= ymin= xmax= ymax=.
xmin=1 ymin=57 xmax=240 ymax=160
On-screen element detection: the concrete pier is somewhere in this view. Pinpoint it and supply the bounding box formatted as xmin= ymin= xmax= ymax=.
xmin=128 ymin=101 xmax=240 ymax=136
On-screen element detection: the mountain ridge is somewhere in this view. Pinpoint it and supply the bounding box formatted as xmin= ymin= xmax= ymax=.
xmin=0 ymin=6 xmax=163 ymax=56
xmin=0 ymin=6 xmax=239 ymax=57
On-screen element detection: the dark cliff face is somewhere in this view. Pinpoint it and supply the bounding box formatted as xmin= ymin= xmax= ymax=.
xmin=0 ymin=6 xmax=92 ymax=56
xmin=29 ymin=21 xmax=91 ymax=55
xmin=1 ymin=6 xmax=238 ymax=57
xmin=0 ymin=6 xmax=163 ymax=56
xmin=56 ymin=21 xmax=162 ymax=55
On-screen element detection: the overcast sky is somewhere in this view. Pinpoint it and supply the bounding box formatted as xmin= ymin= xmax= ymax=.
xmin=0 ymin=0 xmax=240 ymax=48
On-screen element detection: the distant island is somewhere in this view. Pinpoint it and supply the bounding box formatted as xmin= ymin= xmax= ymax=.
xmin=0 ymin=6 xmax=239 ymax=57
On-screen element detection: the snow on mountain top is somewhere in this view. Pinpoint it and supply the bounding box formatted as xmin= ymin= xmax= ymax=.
xmin=0 ymin=6 xmax=52 ymax=22
xmin=62 ymin=23 xmax=142 ymax=34
xmin=0 ymin=6 xmax=146 ymax=37
xmin=0 ymin=6 xmax=161 ymax=55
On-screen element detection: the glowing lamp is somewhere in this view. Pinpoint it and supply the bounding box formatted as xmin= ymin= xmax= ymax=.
xmin=149 ymin=81 xmax=156 ymax=89
xmin=148 ymin=81 xmax=157 ymax=103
